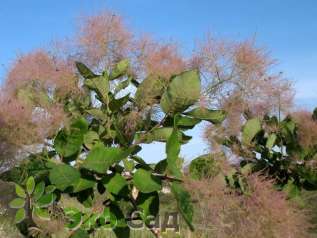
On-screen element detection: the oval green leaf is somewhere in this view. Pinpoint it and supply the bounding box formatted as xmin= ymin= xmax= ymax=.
xmin=26 ymin=176 xmax=35 ymax=195
xmin=102 ymin=173 xmax=128 ymax=196
xmin=34 ymin=207 xmax=50 ymax=221
xmin=15 ymin=184 xmax=26 ymax=198
xmin=242 ymin=118 xmax=262 ymax=145
xmin=15 ymin=208 xmax=26 ymax=223
xmin=9 ymin=198 xmax=25 ymax=209
xmin=109 ymin=59 xmax=129 ymax=80
xmin=184 ymin=108 xmax=226 ymax=124
xmin=36 ymin=193 xmax=55 ymax=208
xmin=72 ymin=178 xmax=96 ymax=193
xmin=82 ymin=146 xmax=132 ymax=174
xmin=133 ymin=169 xmax=162 ymax=193
xmin=160 ymin=70 xmax=200 ymax=114
xmin=49 ymin=164 xmax=81 ymax=191
xmin=33 ymin=181 xmax=45 ymax=201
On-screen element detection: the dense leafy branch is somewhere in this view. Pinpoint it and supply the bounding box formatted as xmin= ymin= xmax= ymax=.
xmin=5 ymin=59 xmax=226 ymax=238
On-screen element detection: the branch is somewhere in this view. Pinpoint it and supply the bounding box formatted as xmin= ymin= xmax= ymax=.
xmin=133 ymin=114 xmax=169 ymax=144
xmin=123 ymin=173 xmax=183 ymax=183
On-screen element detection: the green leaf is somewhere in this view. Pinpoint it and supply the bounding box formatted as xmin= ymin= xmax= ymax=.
xmin=133 ymin=169 xmax=162 ymax=193
xmin=135 ymin=75 xmax=166 ymax=108
xmin=241 ymin=163 xmax=253 ymax=176
xmin=242 ymin=118 xmax=262 ymax=145
xmin=123 ymin=159 xmax=134 ymax=172
xmin=84 ymin=131 xmax=100 ymax=150
xmin=136 ymin=192 xmax=159 ymax=225
xmin=15 ymin=184 xmax=26 ymax=198
xmin=66 ymin=211 xmax=82 ymax=230
xmin=36 ymin=193 xmax=54 ymax=207
xmin=109 ymin=204 xmax=130 ymax=238
xmin=75 ymin=62 xmax=97 ymax=79
xmin=71 ymin=117 xmax=89 ymax=132
xmin=9 ymin=198 xmax=25 ymax=209
xmin=266 ymin=133 xmax=277 ymax=149
xmin=15 ymin=208 xmax=26 ymax=223
xmin=99 ymin=207 xmax=112 ymax=227
xmin=71 ymin=229 xmax=89 ymax=238
xmin=82 ymin=146 xmax=134 ymax=174
xmin=175 ymin=115 xmax=201 ymax=129
xmin=86 ymin=108 xmax=106 ymax=120
xmin=54 ymin=117 xmax=88 ymax=158
xmin=166 ymin=129 xmax=182 ymax=179
xmin=49 ymin=164 xmax=81 ymax=191
xmin=33 ymin=181 xmax=45 ymax=201
xmin=34 ymin=207 xmax=50 ymax=221
xmin=171 ymin=182 xmax=194 ymax=231
xmin=72 ymin=178 xmax=96 ymax=193
xmin=82 ymin=213 xmax=100 ymax=230
xmin=110 ymin=59 xmax=129 ymax=80
xmin=114 ymin=78 xmax=131 ymax=94
xmin=131 ymin=156 xmax=152 ymax=170
xmin=109 ymin=94 xmax=130 ymax=112
xmin=135 ymin=127 xmax=191 ymax=144
xmin=189 ymin=154 xmax=219 ymax=180
xmin=26 ymin=176 xmax=35 ymax=195
xmin=102 ymin=173 xmax=128 ymax=196
xmin=45 ymin=185 xmax=56 ymax=194
xmin=160 ymin=70 xmax=200 ymax=114
xmin=283 ymin=179 xmax=301 ymax=199
xmin=226 ymin=169 xmax=237 ymax=188
xmin=154 ymin=159 xmax=168 ymax=174
xmin=184 ymin=108 xmax=226 ymax=124
xmin=238 ymin=176 xmax=250 ymax=195
xmin=85 ymin=75 xmax=109 ymax=104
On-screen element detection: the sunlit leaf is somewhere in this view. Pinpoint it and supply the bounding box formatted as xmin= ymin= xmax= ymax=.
xmin=184 ymin=108 xmax=226 ymax=124
xmin=33 ymin=181 xmax=45 ymax=201
xmin=161 ymin=70 xmax=200 ymax=114
xmin=15 ymin=208 xmax=26 ymax=223
xmin=82 ymin=146 xmax=133 ymax=174
xmin=9 ymin=198 xmax=25 ymax=209
xmin=75 ymin=62 xmax=97 ymax=79
xmin=242 ymin=118 xmax=261 ymax=145
xmin=102 ymin=173 xmax=128 ymax=196
xmin=49 ymin=164 xmax=80 ymax=191
xmin=15 ymin=184 xmax=26 ymax=198
xmin=133 ymin=169 xmax=162 ymax=193
xmin=26 ymin=176 xmax=35 ymax=195
xmin=72 ymin=178 xmax=96 ymax=193
xmin=109 ymin=59 xmax=129 ymax=80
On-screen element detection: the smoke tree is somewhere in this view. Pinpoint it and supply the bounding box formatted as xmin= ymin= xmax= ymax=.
xmin=4 ymin=58 xmax=225 ymax=237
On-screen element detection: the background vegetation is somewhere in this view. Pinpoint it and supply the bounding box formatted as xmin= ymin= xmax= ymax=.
xmin=0 ymin=10 xmax=317 ymax=238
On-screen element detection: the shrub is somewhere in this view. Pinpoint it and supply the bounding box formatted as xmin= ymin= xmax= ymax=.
xmin=185 ymin=174 xmax=312 ymax=238
xmin=5 ymin=60 xmax=226 ymax=238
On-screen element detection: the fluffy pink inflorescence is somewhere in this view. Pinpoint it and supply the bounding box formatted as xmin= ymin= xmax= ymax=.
xmin=0 ymin=94 xmax=65 ymax=146
xmin=75 ymin=11 xmax=187 ymax=79
xmin=185 ymin=174 xmax=312 ymax=238
xmin=292 ymin=110 xmax=317 ymax=149
xmin=195 ymin=36 xmax=294 ymax=139
xmin=0 ymin=49 xmax=76 ymax=148
xmin=132 ymin=36 xmax=186 ymax=79
xmin=76 ymin=11 xmax=132 ymax=70
xmin=5 ymin=49 xmax=78 ymax=97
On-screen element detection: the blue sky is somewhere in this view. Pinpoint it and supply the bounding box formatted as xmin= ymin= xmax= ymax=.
xmin=0 ymin=0 xmax=317 ymax=162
